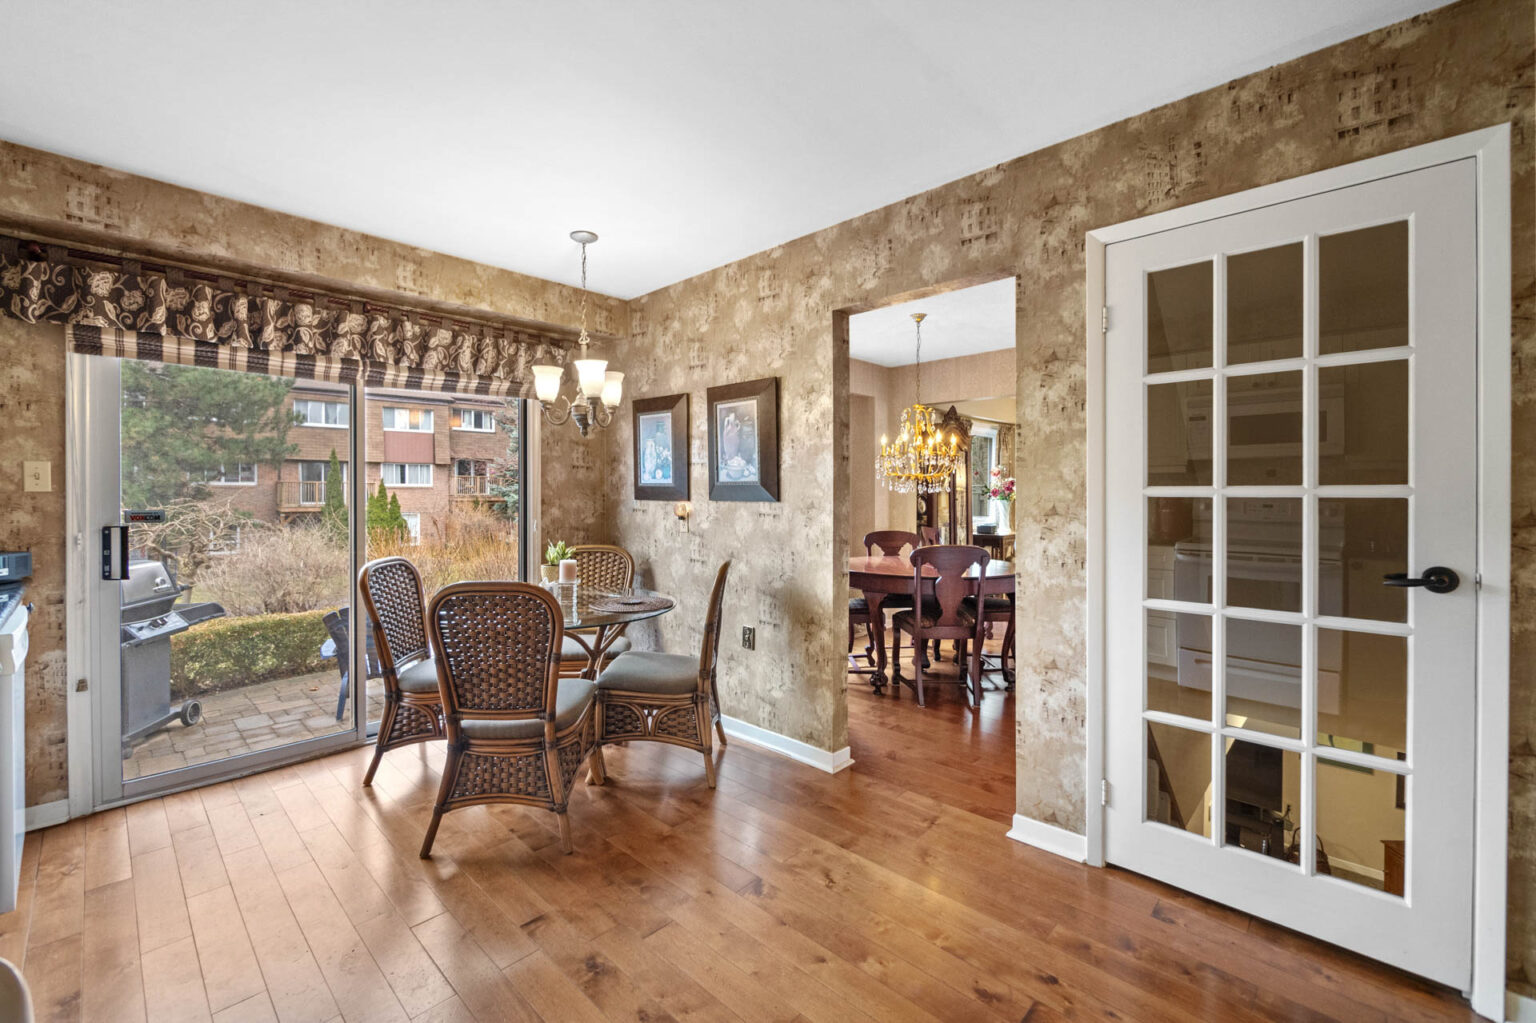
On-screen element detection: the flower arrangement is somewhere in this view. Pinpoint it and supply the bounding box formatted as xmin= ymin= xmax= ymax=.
xmin=987 ymin=465 xmax=1016 ymax=503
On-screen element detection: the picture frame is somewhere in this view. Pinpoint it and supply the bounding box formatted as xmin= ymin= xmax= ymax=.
xmin=707 ymin=377 xmax=779 ymax=502
xmin=631 ymin=393 xmax=689 ymax=501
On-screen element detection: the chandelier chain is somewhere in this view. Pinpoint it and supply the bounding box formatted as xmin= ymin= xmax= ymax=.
xmin=577 ymin=240 xmax=590 ymax=348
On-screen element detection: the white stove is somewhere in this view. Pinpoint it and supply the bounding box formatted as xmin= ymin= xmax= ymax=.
xmin=0 ymin=582 xmax=28 ymax=914
xmin=1172 ymin=501 xmax=1342 ymax=715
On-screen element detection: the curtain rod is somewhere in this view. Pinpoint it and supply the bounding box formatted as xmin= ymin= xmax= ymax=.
xmin=11 ymin=236 xmax=587 ymax=345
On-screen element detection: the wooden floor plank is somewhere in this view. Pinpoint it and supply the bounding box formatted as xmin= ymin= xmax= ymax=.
xmin=141 ymin=934 xmax=213 ymax=1022
xmin=82 ymin=808 xmax=132 ymax=892
xmin=221 ymin=844 xmax=339 ymax=1023
xmin=410 ymin=911 xmax=539 ymax=1023
xmin=79 ymin=878 xmax=145 ymax=1023
xmin=187 ymin=884 xmax=266 ymax=1014
xmin=130 ymin=844 xmax=192 ymax=954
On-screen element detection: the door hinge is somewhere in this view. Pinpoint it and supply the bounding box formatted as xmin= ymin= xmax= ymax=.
xmin=1101 ymin=779 xmax=1110 ymax=807
xmin=1101 ymin=306 xmax=1109 ymax=334
xmin=75 ymin=678 xmax=88 ymax=693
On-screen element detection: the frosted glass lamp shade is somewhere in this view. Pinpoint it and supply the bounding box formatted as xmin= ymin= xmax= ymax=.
xmin=532 ymin=364 xmax=564 ymax=403
xmin=574 ymin=358 xmax=607 ymax=399
xmin=601 ymin=371 xmax=624 ymax=408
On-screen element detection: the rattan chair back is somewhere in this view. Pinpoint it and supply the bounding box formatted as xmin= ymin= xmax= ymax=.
xmin=428 ymin=582 xmax=563 ymax=726
xmin=697 ymin=560 xmax=733 ymax=690
xmin=359 ymin=557 xmax=429 ymax=692
xmin=569 ymin=544 xmax=635 ymax=591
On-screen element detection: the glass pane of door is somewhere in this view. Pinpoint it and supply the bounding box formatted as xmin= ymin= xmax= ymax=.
xmin=362 ymin=390 xmax=526 ymax=735
xmin=117 ymin=363 xmax=356 ymax=784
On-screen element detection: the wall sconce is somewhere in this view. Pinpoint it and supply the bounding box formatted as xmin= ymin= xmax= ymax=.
xmin=674 ymin=501 xmax=691 ymax=533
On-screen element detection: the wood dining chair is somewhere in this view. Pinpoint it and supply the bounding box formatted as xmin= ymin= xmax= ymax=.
xmin=849 ymin=530 xmax=920 ymax=671
xmin=966 ymin=592 xmax=1016 ymax=686
xmin=590 ymin=560 xmax=731 ymax=788
xmin=420 ymin=581 xmax=598 ymax=857
xmin=558 ymin=543 xmax=636 ymax=678
xmin=890 ymin=545 xmax=990 ymax=709
xmin=358 ymin=557 xmax=445 ymax=787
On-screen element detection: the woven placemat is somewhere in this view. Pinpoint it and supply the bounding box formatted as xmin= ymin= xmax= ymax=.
xmin=589 ymin=593 xmax=674 ymax=614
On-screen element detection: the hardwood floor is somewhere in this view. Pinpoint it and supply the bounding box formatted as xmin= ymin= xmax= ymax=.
xmin=1 ymin=649 xmax=1477 ymax=1022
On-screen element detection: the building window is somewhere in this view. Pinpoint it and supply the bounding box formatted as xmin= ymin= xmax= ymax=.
xmin=294 ymin=398 xmax=349 ymax=428
xmin=381 ymin=462 xmax=432 ymax=487
xmin=452 ymin=407 xmax=496 ymax=432
xmin=381 ymin=407 xmax=434 ymax=432
xmin=207 ymin=525 xmax=242 ymax=555
xmin=204 ymin=463 xmax=257 ymax=485
xmin=401 ymin=513 xmax=422 ymax=545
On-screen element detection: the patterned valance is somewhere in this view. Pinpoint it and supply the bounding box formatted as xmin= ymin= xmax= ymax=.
xmin=0 ymin=236 xmax=569 ymax=394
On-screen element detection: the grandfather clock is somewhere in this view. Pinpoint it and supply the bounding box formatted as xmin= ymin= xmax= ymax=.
xmin=916 ymin=406 xmax=972 ymax=544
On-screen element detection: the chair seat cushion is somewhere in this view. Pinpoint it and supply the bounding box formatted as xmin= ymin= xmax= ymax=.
xmin=892 ymin=603 xmax=976 ymax=631
xmin=458 ymin=678 xmax=597 ymax=740
xmin=848 ymin=596 xmax=870 ymax=614
xmin=560 ymin=633 xmax=632 ymax=661
xmin=850 ymin=594 xmax=914 ymax=613
xmin=963 ymin=595 xmax=1014 ymax=615
xmin=396 ymin=656 xmax=441 ymax=695
xmin=595 ymin=651 xmax=697 ymax=696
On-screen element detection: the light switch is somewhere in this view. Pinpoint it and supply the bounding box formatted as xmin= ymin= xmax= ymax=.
xmin=22 ymin=461 xmax=50 ymax=492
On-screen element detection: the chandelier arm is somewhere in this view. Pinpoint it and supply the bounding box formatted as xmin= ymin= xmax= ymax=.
xmin=538 ymin=396 xmax=574 ymax=426
xmin=591 ymin=401 xmax=615 ymax=430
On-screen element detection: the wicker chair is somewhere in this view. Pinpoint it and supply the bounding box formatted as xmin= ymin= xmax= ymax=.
xmin=590 ymin=560 xmax=731 ymax=788
xmin=890 ymin=545 xmax=990 ymax=709
xmin=558 ymin=543 xmax=636 ymax=678
xmin=357 ymin=557 xmax=445 ymax=787
xmin=420 ymin=581 xmax=598 ymax=857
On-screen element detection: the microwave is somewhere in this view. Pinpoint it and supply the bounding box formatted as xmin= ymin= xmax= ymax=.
xmin=1185 ymin=386 xmax=1343 ymax=460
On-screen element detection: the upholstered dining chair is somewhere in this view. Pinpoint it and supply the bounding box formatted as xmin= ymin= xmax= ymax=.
xmin=558 ymin=543 xmax=636 ymax=678
xmin=849 ymin=530 xmax=920 ymax=671
xmin=966 ymin=591 xmax=1016 ymax=686
xmin=890 ymin=545 xmax=990 ymax=709
xmin=420 ymin=581 xmax=598 ymax=857
xmin=589 ymin=560 xmax=731 ymax=788
xmin=358 ymin=557 xmax=445 ymax=787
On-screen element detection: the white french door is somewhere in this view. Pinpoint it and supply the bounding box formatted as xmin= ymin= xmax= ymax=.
xmin=1105 ymin=159 xmax=1477 ymax=986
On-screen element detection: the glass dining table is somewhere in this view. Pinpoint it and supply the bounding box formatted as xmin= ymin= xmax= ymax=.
xmin=545 ymin=583 xmax=677 ymax=678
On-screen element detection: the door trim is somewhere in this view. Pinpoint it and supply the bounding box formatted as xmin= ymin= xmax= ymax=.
xmin=1083 ymin=124 xmax=1510 ymax=1017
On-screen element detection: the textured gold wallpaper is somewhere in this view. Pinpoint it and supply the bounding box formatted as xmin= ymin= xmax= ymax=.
xmin=608 ymin=0 xmax=1535 ymax=991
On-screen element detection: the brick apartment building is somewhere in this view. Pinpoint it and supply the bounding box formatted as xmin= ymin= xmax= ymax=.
xmin=207 ymin=383 xmax=514 ymax=543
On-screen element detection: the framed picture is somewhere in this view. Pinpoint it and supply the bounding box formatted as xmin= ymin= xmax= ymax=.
xmin=707 ymin=377 xmax=779 ymax=502
xmin=631 ymin=393 xmax=688 ymax=501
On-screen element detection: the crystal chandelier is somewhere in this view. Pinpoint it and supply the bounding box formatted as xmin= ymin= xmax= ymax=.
xmin=876 ymin=312 xmax=961 ymax=494
xmin=531 ymin=230 xmax=624 ymax=437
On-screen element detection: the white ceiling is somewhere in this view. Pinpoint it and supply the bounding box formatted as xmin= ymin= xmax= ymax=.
xmin=849 ymin=277 xmax=1015 ymax=366
xmin=0 ymin=1 xmax=1441 ymax=299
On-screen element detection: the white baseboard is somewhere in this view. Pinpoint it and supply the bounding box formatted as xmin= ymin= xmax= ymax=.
xmin=25 ymin=799 xmax=69 ymax=832
xmin=1507 ymin=990 xmax=1536 ymax=1023
xmin=1005 ymin=813 xmax=1088 ymax=862
xmin=720 ymin=715 xmax=853 ymax=774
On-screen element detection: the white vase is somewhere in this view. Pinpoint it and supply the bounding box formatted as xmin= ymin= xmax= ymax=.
xmin=994 ymin=500 xmax=1012 ymax=533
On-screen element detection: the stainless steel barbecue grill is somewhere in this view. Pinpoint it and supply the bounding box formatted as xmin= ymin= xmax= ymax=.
xmin=119 ymin=559 xmax=225 ymax=746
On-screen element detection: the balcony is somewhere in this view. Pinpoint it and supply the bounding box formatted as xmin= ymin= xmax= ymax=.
xmin=278 ymin=480 xmax=347 ymax=512
xmin=452 ymin=474 xmax=491 ymax=498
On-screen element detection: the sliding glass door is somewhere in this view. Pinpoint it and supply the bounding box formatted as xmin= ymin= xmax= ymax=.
xmin=80 ymin=357 xmax=366 ymax=802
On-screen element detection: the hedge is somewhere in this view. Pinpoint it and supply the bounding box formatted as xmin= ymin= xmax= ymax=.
xmin=170 ymin=609 xmax=335 ymax=698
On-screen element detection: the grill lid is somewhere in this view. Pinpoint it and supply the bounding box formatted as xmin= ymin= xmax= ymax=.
xmin=121 ymin=560 xmax=177 ymax=610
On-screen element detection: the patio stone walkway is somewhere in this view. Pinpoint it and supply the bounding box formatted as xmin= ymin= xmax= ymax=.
xmin=123 ymin=670 xmax=386 ymax=779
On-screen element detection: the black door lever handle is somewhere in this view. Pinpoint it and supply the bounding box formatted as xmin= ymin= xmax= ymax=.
xmin=1382 ymin=566 xmax=1459 ymax=594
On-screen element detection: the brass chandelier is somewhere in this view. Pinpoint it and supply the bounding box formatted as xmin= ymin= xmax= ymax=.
xmin=531 ymin=230 xmax=624 ymax=437
xmin=876 ymin=312 xmax=961 ymax=494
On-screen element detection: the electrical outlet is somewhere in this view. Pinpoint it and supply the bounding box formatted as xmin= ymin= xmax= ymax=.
xmin=741 ymin=626 xmax=755 ymax=650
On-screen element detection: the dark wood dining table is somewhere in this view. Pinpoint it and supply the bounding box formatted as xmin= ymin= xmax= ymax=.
xmin=847 ymin=555 xmax=1016 ymax=693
